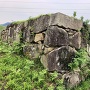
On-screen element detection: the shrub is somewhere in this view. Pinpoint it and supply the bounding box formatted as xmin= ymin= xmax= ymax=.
xmin=0 ymin=41 xmax=65 ymax=90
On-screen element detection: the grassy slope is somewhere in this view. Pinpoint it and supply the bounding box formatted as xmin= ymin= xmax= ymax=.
xmin=0 ymin=41 xmax=64 ymax=90
xmin=0 ymin=54 xmax=64 ymax=90
xmin=0 ymin=53 xmax=90 ymax=90
xmin=0 ymin=47 xmax=90 ymax=90
xmin=0 ymin=25 xmax=5 ymax=31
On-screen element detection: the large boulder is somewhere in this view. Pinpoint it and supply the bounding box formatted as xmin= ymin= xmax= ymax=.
xmin=49 ymin=12 xmax=83 ymax=30
xmin=44 ymin=26 xmax=68 ymax=47
xmin=29 ymin=15 xmax=50 ymax=33
xmin=41 ymin=46 xmax=76 ymax=72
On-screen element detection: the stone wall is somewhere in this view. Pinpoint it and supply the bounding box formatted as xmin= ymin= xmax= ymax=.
xmin=0 ymin=12 xmax=83 ymax=73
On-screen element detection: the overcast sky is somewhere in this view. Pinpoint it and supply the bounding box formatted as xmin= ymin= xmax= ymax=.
xmin=0 ymin=0 xmax=90 ymax=24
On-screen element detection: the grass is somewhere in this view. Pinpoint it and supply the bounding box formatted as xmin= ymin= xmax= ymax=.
xmin=12 ymin=13 xmax=51 ymax=24
xmin=0 ymin=41 xmax=64 ymax=90
xmin=0 ymin=25 xmax=6 ymax=31
xmin=0 ymin=41 xmax=90 ymax=90
xmin=12 ymin=20 xmax=26 ymax=24
xmin=0 ymin=53 xmax=65 ymax=90
xmin=0 ymin=52 xmax=90 ymax=90
xmin=0 ymin=13 xmax=90 ymax=89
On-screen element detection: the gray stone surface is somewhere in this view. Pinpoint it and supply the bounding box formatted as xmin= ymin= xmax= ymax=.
xmin=24 ymin=21 xmax=29 ymax=27
xmin=23 ymin=44 xmax=40 ymax=59
xmin=69 ymin=32 xmax=81 ymax=49
xmin=14 ymin=23 xmax=24 ymax=43
xmin=30 ymin=15 xmax=50 ymax=33
xmin=64 ymin=72 xmax=81 ymax=89
xmin=44 ymin=47 xmax=54 ymax=54
xmin=23 ymin=28 xmax=31 ymax=43
xmin=49 ymin=12 xmax=83 ymax=30
xmin=40 ymin=55 xmax=48 ymax=69
xmin=1 ymin=30 xmax=8 ymax=42
xmin=44 ymin=26 xmax=68 ymax=47
xmin=47 ymin=46 xmax=76 ymax=71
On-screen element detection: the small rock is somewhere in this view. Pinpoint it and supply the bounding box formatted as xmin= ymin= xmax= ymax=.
xmin=34 ymin=33 xmax=44 ymax=42
xmin=44 ymin=47 xmax=54 ymax=54
xmin=63 ymin=72 xmax=81 ymax=89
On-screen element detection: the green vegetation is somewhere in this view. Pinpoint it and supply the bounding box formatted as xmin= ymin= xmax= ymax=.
xmin=28 ymin=14 xmax=50 ymax=21
xmin=68 ymin=48 xmax=90 ymax=90
xmin=80 ymin=16 xmax=84 ymax=21
xmin=69 ymin=14 xmax=90 ymax=89
xmin=73 ymin=11 xmax=77 ymax=18
xmin=12 ymin=14 xmax=51 ymax=24
xmin=81 ymin=19 xmax=90 ymax=44
xmin=0 ymin=40 xmax=90 ymax=90
xmin=12 ymin=20 xmax=26 ymax=24
xmin=1 ymin=13 xmax=90 ymax=90
xmin=0 ymin=41 xmax=65 ymax=90
xmin=69 ymin=49 xmax=89 ymax=70
xmin=0 ymin=25 xmax=5 ymax=31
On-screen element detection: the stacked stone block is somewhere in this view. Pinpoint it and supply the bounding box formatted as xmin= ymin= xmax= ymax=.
xmin=0 ymin=12 xmax=83 ymax=72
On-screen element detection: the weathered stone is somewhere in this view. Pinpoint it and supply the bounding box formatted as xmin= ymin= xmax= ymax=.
xmin=69 ymin=32 xmax=81 ymax=49
xmin=68 ymin=29 xmax=76 ymax=37
xmin=15 ymin=30 xmax=20 ymax=43
xmin=24 ymin=21 xmax=29 ymax=27
xmin=66 ymin=29 xmax=70 ymax=32
xmin=23 ymin=27 xmax=35 ymax=43
xmin=47 ymin=46 xmax=76 ymax=72
xmin=37 ymin=41 xmax=44 ymax=53
xmin=18 ymin=23 xmax=25 ymax=31
xmin=40 ymin=55 xmax=48 ymax=69
xmin=49 ymin=12 xmax=83 ymax=30
xmin=5 ymin=23 xmax=25 ymax=43
xmin=44 ymin=47 xmax=54 ymax=54
xmin=63 ymin=72 xmax=81 ymax=89
xmin=23 ymin=28 xmax=31 ymax=43
xmin=44 ymin=26 xmax=68 ymax=47
xmin=9 ymin=27 xmax=14 ymax=37
xmin=23 ymin=44 xmax=40 ymax=59
xmin=34 ymin=33 xmax=44 ymax=42
xmin=29 ymin=32 xmax=35 ymax=43
xmin=1 ymin=30 xmax=7 ymax=42
xmin=31 ymin=15 xmax=50 ymax=33
xmin=14 ymin=24 xmax=24 ymax=43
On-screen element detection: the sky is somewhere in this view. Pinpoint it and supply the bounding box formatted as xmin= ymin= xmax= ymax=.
xmin=0 ymin=0 xmax=90 ymax=24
